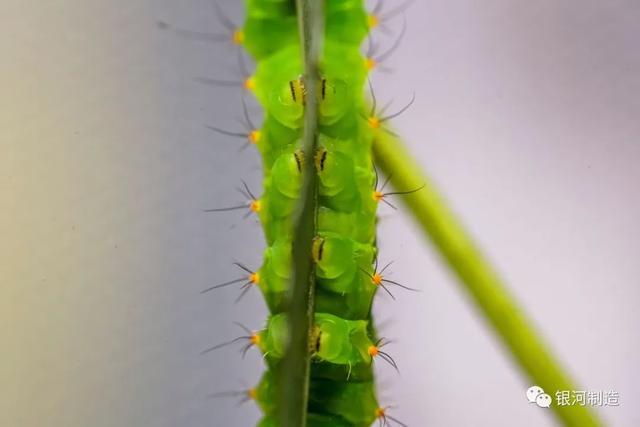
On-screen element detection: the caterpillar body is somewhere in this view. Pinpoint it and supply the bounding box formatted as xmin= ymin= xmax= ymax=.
xmin=210 ymin=1 xmax=411 ymax=425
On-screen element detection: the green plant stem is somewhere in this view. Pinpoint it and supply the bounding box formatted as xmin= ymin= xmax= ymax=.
xmin=279 ymin=1 xmax=323 ymax=427
xmin=372 ymin=132 xmax=604 ymax=427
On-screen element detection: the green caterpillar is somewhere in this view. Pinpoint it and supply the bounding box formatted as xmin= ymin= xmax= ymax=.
xmin=204 ymin=1 xmax=413 ymax=425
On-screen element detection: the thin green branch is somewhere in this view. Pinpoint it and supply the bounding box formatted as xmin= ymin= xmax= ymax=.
xmin=372 ymin=132 xmax=604 ymax=427
xmin=278 ymin=1 xmax=323 ymax=427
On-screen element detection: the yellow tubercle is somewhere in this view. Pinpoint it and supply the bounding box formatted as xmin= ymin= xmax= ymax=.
xmin=232 ymin=29 xmax=245 ymax=45
xmin=244 ymin=76 xmax=256 ymax=91
xmin=249 ymin=130 xmax=261 ymax=144
xmin=365 ymin=57 xmax=377 ymax=71
xmin=368 ymin=14 xmax=380 ymax=29
xmin=250 ymin=333 xmax=261 ymax=346
xmin=367 ymin=116 xmax=381 ymax=129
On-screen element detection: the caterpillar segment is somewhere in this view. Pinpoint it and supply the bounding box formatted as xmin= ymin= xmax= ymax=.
xmin=254 ymin=312 xmax=391 ymax=424
xmin=210 ymin=1 xmax=410 ymax=425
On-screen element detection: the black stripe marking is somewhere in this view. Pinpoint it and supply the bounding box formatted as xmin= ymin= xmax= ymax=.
xmin=319 ymin=150 xmax=327 ymax=171
xmin=289 ymin=80 xmax=297 ymax=103
xmin=317 ymin=238 xmax=325 ymax=261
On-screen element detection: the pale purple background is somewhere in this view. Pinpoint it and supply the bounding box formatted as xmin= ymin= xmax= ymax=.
xmin=1 ymin=1 xmax=638 ymax=426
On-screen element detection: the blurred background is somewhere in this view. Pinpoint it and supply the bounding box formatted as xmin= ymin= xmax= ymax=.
xmin=1 ymin=1 xmax=638 ymax=426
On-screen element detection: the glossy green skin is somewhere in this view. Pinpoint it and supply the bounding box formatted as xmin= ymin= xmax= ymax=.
xmin=308 ymin=379 xmax=379 ymax=426
xmin=255 ymin=313 xmax=379 ymax=424
xmin=249 ymin=9 xmax=377 ymax=321
xmin=258 ymin=313 xmax=374 ymax=365
xmin=242 ymin=1 xmax=381 ymax=426
xmin=258 ymin=414 xmax=354 ymax=427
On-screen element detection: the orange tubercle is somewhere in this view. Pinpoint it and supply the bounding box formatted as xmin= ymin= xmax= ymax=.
xmin=250 ymin=333 xmax=261 ymax=346
xmin=249 ymin=130 xmax=261 ymax=144
xmin=372 ymin=273 xmax=383 ymax=286
xmin=374 ymin=407 xmax=386 ymax=418
xmin=367 ymin=116 xmax=380 ymax=129
xmin=249 ymin=271 xmax=261 ymax=284
xmin=368 ymin=345 xmax=379 ymax=357
xmin=232 ymin=29 xmax=244 ymax=45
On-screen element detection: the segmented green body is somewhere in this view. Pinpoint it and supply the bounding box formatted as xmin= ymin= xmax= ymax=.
xmin=241 ymin=1 xmax=384 ymax=425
